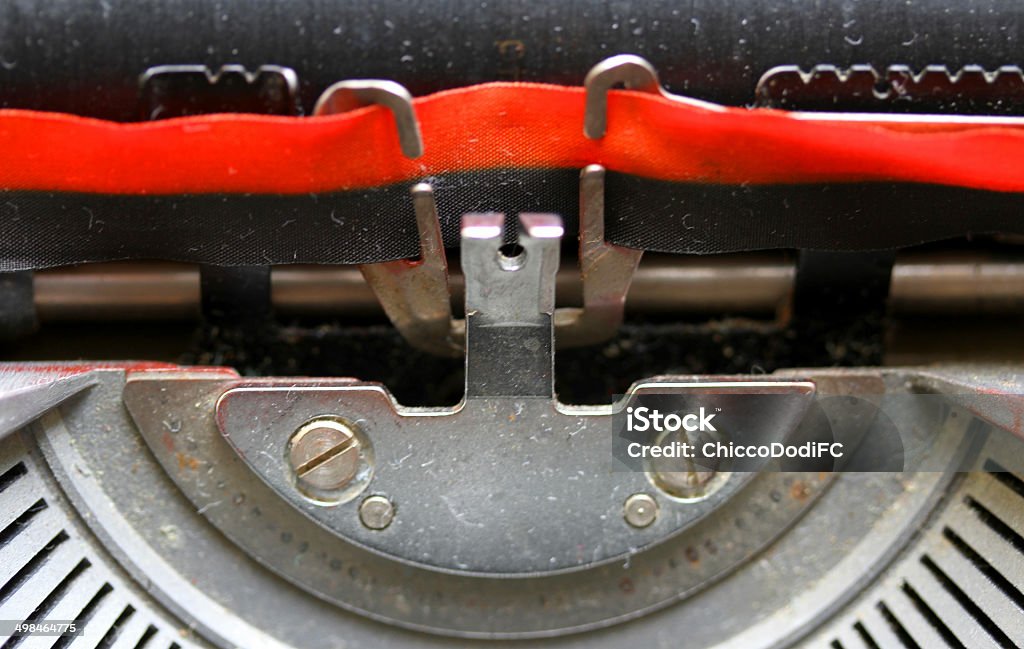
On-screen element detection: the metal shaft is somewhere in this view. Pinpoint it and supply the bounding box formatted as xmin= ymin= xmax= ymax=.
xmin=30 ymin=252 xmax=1024 ymax=321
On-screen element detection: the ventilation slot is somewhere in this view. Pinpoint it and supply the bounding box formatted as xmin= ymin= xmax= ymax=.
xmin=901 ymin=581 xmax=964 ymax=648
xmin=0 ymin=499 xmax=47 ymax=549
xmin=50 ymin=582 xmax=113 ymax=649
xmin=0 ymin=558 xmax=92 ymax=649
xmin=135 ymin=624 xmax=158 ymax=648
xmin=0 ymin=462 xmax=27 ymax=493
xmin=963 ymin=496 xmax=1024 ymax=556
xmin=94 ymin=604 xmax=136 ymax=647
xmin=0 ymin=454 xmax=200 ymax=648
xmin=877 ymin=601 xmax=922 ymax=649
xmin=853 ymin=621 xmax=881 ymax=649
xmin=982 ymin=460 xmax=1024 ymax=499
xmin=0 ymin=530 xmax=69 ymax=604
xmin=918 ymin=554 xmax=1017 ymax=648
xmin=814 ymin=462 xmax=1024 ymax=648
xmin=942 ymin=527 xmax=1024 ymax=611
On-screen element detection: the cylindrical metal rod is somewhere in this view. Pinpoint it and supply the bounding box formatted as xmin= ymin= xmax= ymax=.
xmin=34 ymin=263 xmax=201 ymax=321
xmin=30 ymin=252 xmax=1024 ymax=321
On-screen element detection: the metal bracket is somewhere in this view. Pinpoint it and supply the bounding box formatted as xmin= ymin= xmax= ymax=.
xmin=357 ymin=183 xmax=460 ymax=356
xmin=138 ymin=64 xmax=301 ymax=120
xmin=555 ymin=165 xmax=644 ymax=346
xmin=755 ymin=64 xmax=1024 ymax=114
xmin=584 ymin=55 xmax=1024 ymax=137
xmin=359 ymin=167 xmax=641 ymax=356
xmin=313 ymin=79 xmax=424 ymax=158
xmin=583 ymin=54 xmax=724 ymax=139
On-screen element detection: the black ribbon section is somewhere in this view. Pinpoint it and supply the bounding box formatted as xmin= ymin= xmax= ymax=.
xmin=3 ymin=169 xmax=1024 ymax=270
xmin=604 ymin=173 xmax=1024 ymax=254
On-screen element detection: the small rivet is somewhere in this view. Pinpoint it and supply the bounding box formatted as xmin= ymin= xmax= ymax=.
xmin=623 ymin=493 xmax=658 ymax=528
xmin=359 ymin=495 xmax=395 ymax=530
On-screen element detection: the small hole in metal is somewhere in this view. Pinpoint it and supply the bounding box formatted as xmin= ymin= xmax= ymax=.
xmin=497 ymin=243 xmax=526 ymax=271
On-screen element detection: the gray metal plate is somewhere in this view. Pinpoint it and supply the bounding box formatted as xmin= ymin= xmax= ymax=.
xmin=123 ymin=372 xmax=831 ymax=637
xmin=214 ymin=379 xmax=813 ymax=575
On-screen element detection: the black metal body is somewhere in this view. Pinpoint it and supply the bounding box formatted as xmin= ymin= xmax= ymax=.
xmin=3 ymin=0 xmax=1024 ymax=119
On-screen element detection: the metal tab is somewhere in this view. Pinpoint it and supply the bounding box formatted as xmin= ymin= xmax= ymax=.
xmin=358 ymin=183 xmax=459 ymax=356
xmin=756 ymin=64 xmax=1024 ymax=115
xmin=554 ymin=165 xmax=643 ymax=346
xmin=138 ymin=64 xmax=300 ymax=120
xmin=583 ymin=54 xmax=724 ymax=139
xmin=463 ymin=212 xmax=562 ymax=398
xmin=313 ymin=79 xmax=424 ymax=158
xmin=0 ymin=372 xmax=97 ymax=440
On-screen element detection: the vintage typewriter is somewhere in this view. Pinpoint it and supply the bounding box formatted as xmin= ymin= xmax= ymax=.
xmin=1 ymin=1 xmax=1022 ymax=647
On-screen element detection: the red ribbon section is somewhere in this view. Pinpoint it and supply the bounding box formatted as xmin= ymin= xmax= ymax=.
xmin=4 ymin=82 xmax=1024 ymax=195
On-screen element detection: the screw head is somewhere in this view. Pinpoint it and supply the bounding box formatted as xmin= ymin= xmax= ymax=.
xmin=359 ymin=495 xmax=395 ymax=530
xmin=647 ymin=428 xmax=727 ymax=501
xmin=289 ymin=419 xmax=361 ymax=492
xmin=651 ymin=467 xmax=718 ymax=499
xmin=623 ymin=493 xmax=659 ymax=528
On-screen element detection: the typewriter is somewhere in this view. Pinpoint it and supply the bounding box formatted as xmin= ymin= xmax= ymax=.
xmin=0 ymin=1 xmax=1022 ymax=647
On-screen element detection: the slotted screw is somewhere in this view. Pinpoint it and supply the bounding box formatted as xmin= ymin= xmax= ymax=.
xmin=289 ymin=419 xmax=361 ymax=492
